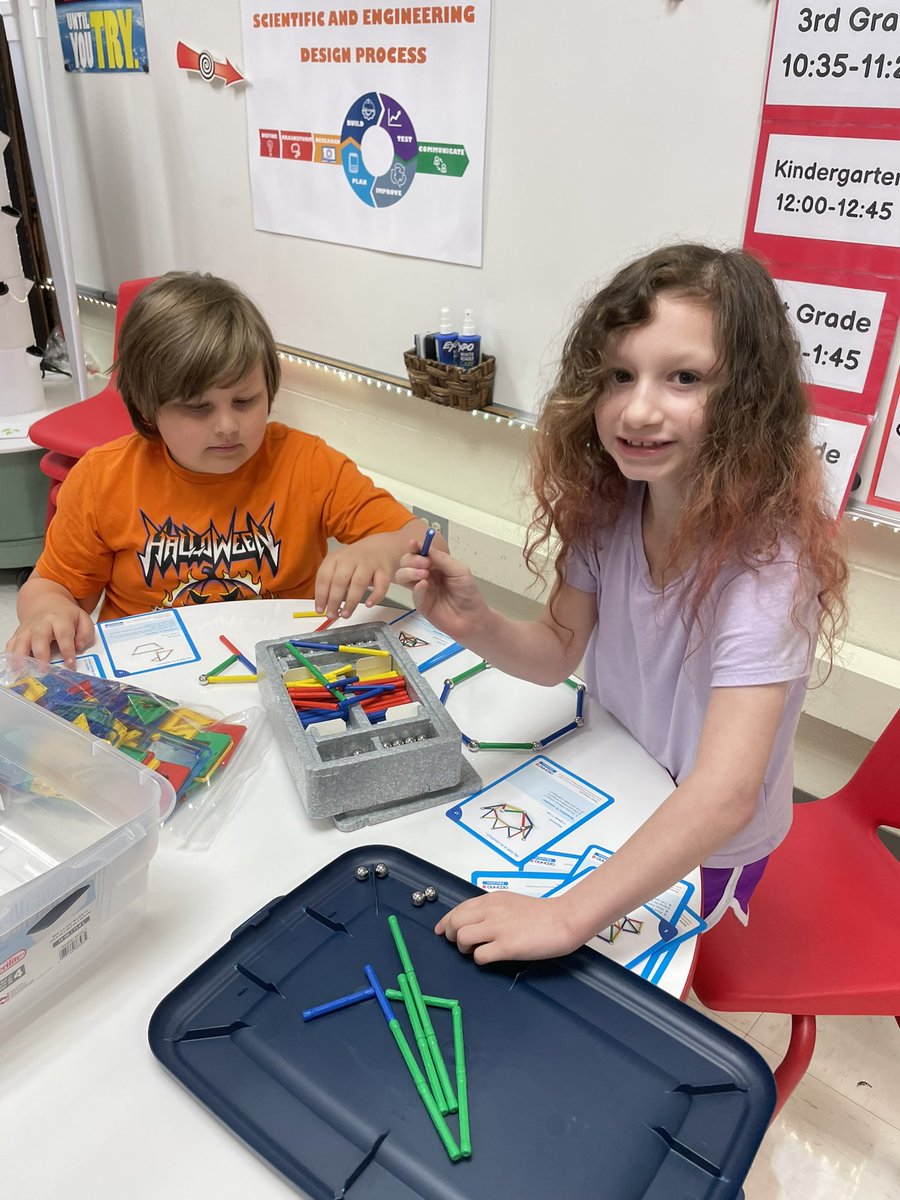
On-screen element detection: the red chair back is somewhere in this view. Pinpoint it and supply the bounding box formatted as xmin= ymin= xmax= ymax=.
xmin=827 ymin=707 xmax=900 ymax=828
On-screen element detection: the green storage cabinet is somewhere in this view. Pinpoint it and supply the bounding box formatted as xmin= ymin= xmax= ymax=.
xmin=0 ymin=448 xmax=47 ymax=568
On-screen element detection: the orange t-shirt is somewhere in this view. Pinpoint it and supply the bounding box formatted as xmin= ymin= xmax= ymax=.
xmin=37 ymin=422 xmax=414 ymax=621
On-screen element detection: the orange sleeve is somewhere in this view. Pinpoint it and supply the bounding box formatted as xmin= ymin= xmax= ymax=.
xmin=315 ymin=441 xmax=415 ymax=544
xmin=35 ymin=453 xmax=115 ymax=601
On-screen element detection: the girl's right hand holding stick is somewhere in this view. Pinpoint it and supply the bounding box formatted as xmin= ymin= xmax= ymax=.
xmin=397 ymin=539 xmax=492 ymax=644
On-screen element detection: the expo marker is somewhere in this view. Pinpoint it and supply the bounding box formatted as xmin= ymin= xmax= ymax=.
xmin=388 ymin=915 xmax=457 ymax=1112
xmin=363 ymin=965 xmax=461 ymax=1162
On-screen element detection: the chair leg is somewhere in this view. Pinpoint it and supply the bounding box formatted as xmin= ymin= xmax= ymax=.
xmin=770 ymin=1015 xmax=817 ymax=1122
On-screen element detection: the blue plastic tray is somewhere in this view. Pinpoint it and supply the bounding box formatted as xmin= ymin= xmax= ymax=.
xmin=149 ymin=846 xmax=773 ymax=1198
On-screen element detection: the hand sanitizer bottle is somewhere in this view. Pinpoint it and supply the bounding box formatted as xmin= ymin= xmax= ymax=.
xmin=434 ymin=307 xmax=458 ymax=366
xmin=457 ymin=308 xmax=482 ymax=371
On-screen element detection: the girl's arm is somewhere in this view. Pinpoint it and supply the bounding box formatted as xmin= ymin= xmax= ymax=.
xmin=436 ymin=680 xmax=790 ymax=962
xmin=395 ymin=544 xmax=598 ymax=685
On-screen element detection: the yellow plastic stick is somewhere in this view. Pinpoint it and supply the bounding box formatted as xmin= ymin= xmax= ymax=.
xmin=202 ymin=674 xmax=258 ymax=683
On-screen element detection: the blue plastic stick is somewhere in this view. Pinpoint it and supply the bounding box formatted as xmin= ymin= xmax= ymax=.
xmin=421 ymin=526 xmax=436 ymax=556
xmin=302 ymin=986 xmax=375 ymax=1022
xmin=419 ymin=642 xmax=465 ymax=674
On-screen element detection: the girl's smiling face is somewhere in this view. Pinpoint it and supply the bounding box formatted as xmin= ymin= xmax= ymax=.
xmin=593 ymin=294 xmax=718 ymax=505
xmin=155 ymin=363 xmax=269 ymax=475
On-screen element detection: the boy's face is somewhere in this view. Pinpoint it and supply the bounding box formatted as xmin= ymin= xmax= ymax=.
xmin=155 ymin=363 xmax=269 ymax=475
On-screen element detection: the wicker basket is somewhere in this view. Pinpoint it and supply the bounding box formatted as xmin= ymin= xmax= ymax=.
xmin=403 ymin=349 xmax=495 ymax=411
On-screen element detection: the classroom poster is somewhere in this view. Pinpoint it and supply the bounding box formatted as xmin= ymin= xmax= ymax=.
xmin=868 ymin=370 xmax=900 ymax=510
xmin=239 ymin=1 xmax=491 ymax=264
xmin=55 ymin=0 xmax=149 ymax=73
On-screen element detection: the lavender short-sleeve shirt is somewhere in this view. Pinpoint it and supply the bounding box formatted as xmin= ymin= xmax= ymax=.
xmin=565 ymin=485 xmax=816 ymax=869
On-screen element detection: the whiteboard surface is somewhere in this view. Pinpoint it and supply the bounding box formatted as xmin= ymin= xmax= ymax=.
xmin=46 ymin=0 xmax=775 ymax=415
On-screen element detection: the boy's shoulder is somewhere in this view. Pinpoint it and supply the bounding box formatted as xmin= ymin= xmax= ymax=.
xmin=79 ymin=431 xmax=155 ymax=470
xmin=265 ymin=422 xmax=348 ymax=467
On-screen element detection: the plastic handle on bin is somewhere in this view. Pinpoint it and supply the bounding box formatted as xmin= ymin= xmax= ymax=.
xmin=231 ymin=898 xmax=284 ymax=940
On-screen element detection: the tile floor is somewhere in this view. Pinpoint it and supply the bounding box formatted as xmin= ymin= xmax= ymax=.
xmin=1 ymin=572 xmax=898 ymax=1198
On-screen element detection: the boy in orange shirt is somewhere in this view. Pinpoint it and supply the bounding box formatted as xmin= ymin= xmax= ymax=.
xmin=8 ymin=272 xmax=433 ymax=664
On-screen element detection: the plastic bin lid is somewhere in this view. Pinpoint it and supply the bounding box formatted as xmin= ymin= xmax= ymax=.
xmin=150 ymin=847 xmax=773 ymax=1198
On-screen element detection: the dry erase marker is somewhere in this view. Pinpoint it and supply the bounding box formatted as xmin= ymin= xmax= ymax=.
xmin=421 ymin=527 xmax=436 ymax=556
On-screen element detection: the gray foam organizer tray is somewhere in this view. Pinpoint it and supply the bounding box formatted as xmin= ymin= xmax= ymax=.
xmin=256 ymin=621 xmax=481 ymax=830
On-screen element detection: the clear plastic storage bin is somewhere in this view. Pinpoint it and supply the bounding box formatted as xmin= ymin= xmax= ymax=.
xmin=0 ymin=683 xmax=175 ymax=1033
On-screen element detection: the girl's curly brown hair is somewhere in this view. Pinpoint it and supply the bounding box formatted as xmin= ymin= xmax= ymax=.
xmin=527 ymin=244 xmax=848 ymax=664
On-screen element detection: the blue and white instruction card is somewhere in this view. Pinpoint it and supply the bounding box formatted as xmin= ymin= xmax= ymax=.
xmin=446 ymin=756 xmax=614 ymax=867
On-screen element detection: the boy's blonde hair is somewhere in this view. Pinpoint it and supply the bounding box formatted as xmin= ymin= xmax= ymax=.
xmin=114 ymin=271 xmax=281 ymax=437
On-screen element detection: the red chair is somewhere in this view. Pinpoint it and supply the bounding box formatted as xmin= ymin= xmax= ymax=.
xmin=691 ymin=708 xmax=900 ymax=1120
xmin=30 ymin=277 xmax=156 ymax=521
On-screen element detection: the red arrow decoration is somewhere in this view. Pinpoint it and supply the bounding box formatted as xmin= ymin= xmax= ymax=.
xmin=176 ymin=41 xmax=245 ymax=87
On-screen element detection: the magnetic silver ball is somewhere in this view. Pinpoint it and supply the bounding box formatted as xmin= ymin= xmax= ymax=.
xmin=423 ymin=886 xmax=438 ymax=902
xmin=374 ymin=862 xmax=389 ymax=879
xmin=411 ymin=890 xmax=426 ymax=907
xmin=355 ymin=865 xmax=370 ymax=881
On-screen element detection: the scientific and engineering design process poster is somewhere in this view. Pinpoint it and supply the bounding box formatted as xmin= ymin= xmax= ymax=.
xmin=240 ymin=2 xmax=490 ymax=265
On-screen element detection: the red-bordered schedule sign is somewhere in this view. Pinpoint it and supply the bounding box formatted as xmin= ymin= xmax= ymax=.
xmin=812 ymin=405 xmax=872 ymax=515
xmin=745 ymin=118 xmax=900 ymax=279
xmin=764 ymin=0 xmax=900 ymax=125
xmin=868 ymin=371 xmax=900 ymax=511
xmin=766 ymin=264 xmax=899 ymax=417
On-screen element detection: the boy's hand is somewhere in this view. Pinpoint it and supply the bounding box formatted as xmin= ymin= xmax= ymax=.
xmin=394 ymin=542 xmax=489 ymax=641
xmin=6 ymin=600 xmax=96 ymax=668
xmin=434 ymin=892 xmax=588 ymax=964
xmin=314 ymin=536 xmax=398 ymax=620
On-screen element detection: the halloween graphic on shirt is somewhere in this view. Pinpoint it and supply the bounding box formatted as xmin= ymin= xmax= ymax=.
xmin=137 ymin=506 xmax=281 ymax=607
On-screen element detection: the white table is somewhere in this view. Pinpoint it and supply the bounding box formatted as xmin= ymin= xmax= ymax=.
xmin=0 ymin=599 xmax=700 ymax=1199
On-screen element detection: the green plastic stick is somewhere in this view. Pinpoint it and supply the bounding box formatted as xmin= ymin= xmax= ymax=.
xmin=452 ymin=1002 xmax=471 ymax=1157
xmin=450 ymin=659 xmax=489 ymax=686
xmin=207 ymin=653 xmax=238 ymax=677
xmin=385 ymin=989 xmax=458 ymax=1009
xmin=284 ymin=643 xmax=345 ymax=700
xmin=398 ymin=972 xmax=444 ymax=1112
xmin=388 ymin=916 xmax=457 ymax=1112
xmin=472 ymin=741 xmax=534 ymax=751
xmin=389 ymin=1019 xmax=461 ymax=1162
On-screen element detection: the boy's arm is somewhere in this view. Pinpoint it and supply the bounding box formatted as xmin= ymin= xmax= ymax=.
xmin=315 ymin=517 xmax=442 ymax=619
xmin=6 ymin=570 xmax=99 ymax=666
xmin=396 ymin=543 xmax=598 ymax=685
xmin=436 ymin=681 xmax=789 ymax=962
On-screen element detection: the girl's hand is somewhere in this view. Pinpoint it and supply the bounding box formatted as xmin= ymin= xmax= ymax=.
xmin=434 ymin=891 xmax=588 ymax=965
xmin=394 ymin=543 xmax=489 ymax=641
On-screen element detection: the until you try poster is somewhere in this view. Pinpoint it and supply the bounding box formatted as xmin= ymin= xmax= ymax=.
xmin=55 ymin=0 xmax=148 ymax=73
xmin=240 ymin=2 xmax=491 ymax=265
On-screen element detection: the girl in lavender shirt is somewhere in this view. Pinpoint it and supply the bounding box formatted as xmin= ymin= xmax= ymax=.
xmin=398 ymin=244 xmax=847 ymax=961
